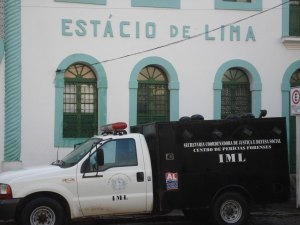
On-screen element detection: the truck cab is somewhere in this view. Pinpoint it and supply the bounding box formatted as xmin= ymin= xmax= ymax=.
xmin=76 ymin=131 xmax=153 ymax=217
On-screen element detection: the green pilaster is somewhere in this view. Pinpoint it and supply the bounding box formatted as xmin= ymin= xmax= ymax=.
xmin=4 ymin=0 xmax=21 ymax=161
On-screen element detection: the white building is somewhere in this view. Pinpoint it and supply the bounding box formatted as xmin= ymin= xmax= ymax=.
xmin=0 ymin=0 xmax=299 ymax=172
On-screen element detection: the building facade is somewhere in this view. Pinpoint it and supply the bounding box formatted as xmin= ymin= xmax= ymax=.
xmin=0 ymin=0 xmax=299 ymax=172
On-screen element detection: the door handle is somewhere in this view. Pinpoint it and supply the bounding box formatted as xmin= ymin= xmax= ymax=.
xmin=136 ymin=172 xmax=144 ymax=182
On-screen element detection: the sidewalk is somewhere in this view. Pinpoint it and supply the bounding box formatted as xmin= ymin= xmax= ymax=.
xmin=252 ymin=200 xmax=300 ymax=216
xmin=251 ymin=176 xmax=300 ymax=218
xmin=251 ymin=181 xmax=300 ymax=218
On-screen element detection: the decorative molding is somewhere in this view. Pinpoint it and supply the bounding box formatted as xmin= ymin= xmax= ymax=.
xmin=131 ymin=0 xmax=180 ymax=9
xmin=55 ymin=0 xmax=106 ymax=5
xmin=215 ymin=0 xmax=262 ymax=11
xmin=282 ymin=37 xmax=300 ymax=50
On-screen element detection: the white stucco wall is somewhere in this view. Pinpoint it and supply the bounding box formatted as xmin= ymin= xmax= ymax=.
xmin=3 ymin=0 xmax=296 ymax=167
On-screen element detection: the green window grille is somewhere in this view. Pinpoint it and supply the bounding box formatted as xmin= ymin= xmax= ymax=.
xmin=63 ymin=64 xmax=98 ymax=138
xmin=137 ymin=66 xmax=170 ymax=124
xmin=290 ymin=0 xmax=300 ymax=36
xmin=289 ymin=69 xmax=300 ymax=173
xmin=221 ymin=68 xmax=251 ymax=119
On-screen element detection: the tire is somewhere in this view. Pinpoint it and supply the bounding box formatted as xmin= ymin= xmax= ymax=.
xmin=211 ymin=192 xmax=249 ymax=225
xmin=20 ymin=197 xmax=67 ymax=225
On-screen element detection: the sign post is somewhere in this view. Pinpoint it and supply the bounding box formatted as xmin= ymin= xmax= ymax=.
xmin=291 ymin=87 xmax=300 ymax=208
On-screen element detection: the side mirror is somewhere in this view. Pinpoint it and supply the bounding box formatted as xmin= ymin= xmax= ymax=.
xmin=81 ymin=159 xmax=90 ymax=173
xmin=96 ymin=148 xmax=104 ymax=166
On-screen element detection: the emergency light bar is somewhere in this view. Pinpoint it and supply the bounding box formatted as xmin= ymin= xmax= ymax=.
xmin=100 ymin=122 xmax=127 ymax=135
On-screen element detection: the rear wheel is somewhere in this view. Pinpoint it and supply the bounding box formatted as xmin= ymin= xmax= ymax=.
xmin=211 ymin=192 xmax=249 ymax=225
xmin=20 ymin=197 xmax=67 ymax=225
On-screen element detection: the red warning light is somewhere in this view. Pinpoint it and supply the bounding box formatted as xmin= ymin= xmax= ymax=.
xmin=100 ymin=122 xmax=127 ymax=133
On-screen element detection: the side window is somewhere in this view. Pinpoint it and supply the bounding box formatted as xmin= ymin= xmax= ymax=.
xmin=55 ymin=0 xmax=107 ymax=5
xmin=215 ymin=0 xmax=262 ymax=11
xmin=290 ymin=0 xmax=300 ymax=36
xmin=131 ymin=0 xmax=180 ymax=9
xmin=88 ymin=139 xmax=138 ymax=172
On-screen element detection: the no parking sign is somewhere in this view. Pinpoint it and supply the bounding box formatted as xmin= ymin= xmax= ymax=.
xmin=291 ymin=87 xmax=300 ymax=116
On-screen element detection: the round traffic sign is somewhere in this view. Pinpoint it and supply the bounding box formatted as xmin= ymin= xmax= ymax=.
xmin=292 ymin=89 xmax=300 ymax=105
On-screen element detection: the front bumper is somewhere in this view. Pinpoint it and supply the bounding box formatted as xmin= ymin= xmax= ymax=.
xmin=0 ymin=199 xmax=20 ymax=221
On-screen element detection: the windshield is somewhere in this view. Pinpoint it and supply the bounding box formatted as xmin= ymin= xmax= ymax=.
xmin=53 ymin=138 xmax=102 ymax=168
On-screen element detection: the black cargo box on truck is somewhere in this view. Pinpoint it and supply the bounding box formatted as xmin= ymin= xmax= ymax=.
xmin=131 ymin=117 xmax=290 ymax=217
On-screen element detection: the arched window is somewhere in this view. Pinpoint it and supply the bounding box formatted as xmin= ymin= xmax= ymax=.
xmin=63 ymin=64 xmax=98 ymax=138
xmin=289 ymin=69 xmax=300 ymax=173
xmin=221 ymin=68 xmax=251 ymax=119
xmin=137 ymin=66 xmax=170 ymax=124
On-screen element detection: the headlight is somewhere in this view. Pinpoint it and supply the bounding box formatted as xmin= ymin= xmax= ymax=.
xmin=0 ymin=183 xmax=13 ymax=199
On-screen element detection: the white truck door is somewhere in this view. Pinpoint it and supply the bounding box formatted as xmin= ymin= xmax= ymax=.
xmin=77 ymin=137 xmax=149 ymax=216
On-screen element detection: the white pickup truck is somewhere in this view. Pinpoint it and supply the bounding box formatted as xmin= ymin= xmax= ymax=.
xmin=0 ymin=117 xmax=290 ymax=225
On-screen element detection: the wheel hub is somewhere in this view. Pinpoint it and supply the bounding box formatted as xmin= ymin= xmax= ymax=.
xmin=220 ymin=200 xmax=242 ymax=223
xmin=30 ymin=206 xmax=56 ymax=225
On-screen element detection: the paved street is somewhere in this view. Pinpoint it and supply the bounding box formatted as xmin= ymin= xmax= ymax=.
xmin=71 ymin=215 xmax=300 ymax=225
xmin=1 ymin=198 xmax=300 ymax=225
xmin=1 ymin=211 xmax=300 ymax=225
xmin=70 ymin=210 xmax=300 ymax=225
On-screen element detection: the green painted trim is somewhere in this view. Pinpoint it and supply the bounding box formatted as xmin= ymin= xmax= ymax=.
xmin=281 ymin=61 xmax=300 ymax=116
xmin=215 ymin=0 xmax=262 ymax=11
xmin=282 ymin=0 xmax=289 ymax=36
xmin=213 ymin=59 xmax=262 ymax=119
xmin=0 ymin=38 xmax=4 ymax=63
xmin=55 ymin=0 xmax=106 ymax=5
xmin=4 ymin=0 xmax=22 ymax=161
xmin=55 ymin=53 xmax=107 ymax=147
xmin=281 ymin=60 xmax=300 ymax=172
xmin=281 ymin=61 xmax=300 ymax=92
xmin=132 ymin=0 xmax=180 ymax=9
xmin=129 ymin=56 xmax=180 ymax=126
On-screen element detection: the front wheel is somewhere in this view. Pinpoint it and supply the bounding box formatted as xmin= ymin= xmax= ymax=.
xmin=20 ymin=197 xmax=67 ymax=225
xmin=211 ymin=192 xmax=249 ymax=225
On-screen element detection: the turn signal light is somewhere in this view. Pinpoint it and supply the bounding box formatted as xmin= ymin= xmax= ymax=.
xmin=0 ymin=183 xmax=13 ymax=199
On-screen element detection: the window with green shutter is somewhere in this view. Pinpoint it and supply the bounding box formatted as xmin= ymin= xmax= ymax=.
xmin=290 ymin=0 xmax=300 ymax=36
xmin=63 ymin=64 xmax=98 ymax=138
xmin=137 ymin=66 xmax=170 ymax=124
xmin=221 ymin=68 xmax=251 ymax=119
